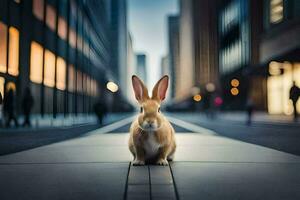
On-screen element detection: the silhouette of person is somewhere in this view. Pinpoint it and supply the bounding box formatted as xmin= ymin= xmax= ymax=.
xmin=246 ymin=98 xmax=254 ymax=125
xmin=22 ymin=87 xmax=34 ymax=127
xmin=3 ymin=88 xmax=19 ymax=127
xmin=289 ymin=81 xmax=299 ymax=122
xmin=94 ymin=97 xmax=107 ymax=126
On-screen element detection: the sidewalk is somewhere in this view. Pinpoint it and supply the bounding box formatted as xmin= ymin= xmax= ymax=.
xmin=0 ymin=117 xmax=299 ymax=199
xmin=0 ymin=113 xmax=133 ymax=132
xmin=168 ymin=111 xmax=300 ymax=126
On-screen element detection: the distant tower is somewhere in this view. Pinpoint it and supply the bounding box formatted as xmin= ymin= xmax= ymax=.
xmin=136 ymin=54 xmax=147 ymax=84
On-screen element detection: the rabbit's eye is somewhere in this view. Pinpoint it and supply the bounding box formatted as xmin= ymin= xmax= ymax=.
xmin=140 ymin=107 xmax=143 ymax=113
xmin=158 ymin=107 xmax=161 ymax=112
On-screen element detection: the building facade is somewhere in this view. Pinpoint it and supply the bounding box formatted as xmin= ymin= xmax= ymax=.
xmin=136 ymin=54 xmax=147 ymax=84
xmin=0 ymin=0 xmax=116 ymax=117
xmin=259 ymin=0 xmax=300 ymax=115
xmin=167 ymin=15 xmax=179 ymax=100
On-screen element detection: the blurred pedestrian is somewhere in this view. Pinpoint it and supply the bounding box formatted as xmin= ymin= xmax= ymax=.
xmin=289 ymin=81 xmax=300 ymax=122
xmin=22 ymin=87 xmax=34 ymax=127
xmin=246 ymin=98 xmax=254 ymax=125
xmin=94 ymin=97 xmax=108 ymax=126
xmin=3 ymin=88 xmax=19 ymax=127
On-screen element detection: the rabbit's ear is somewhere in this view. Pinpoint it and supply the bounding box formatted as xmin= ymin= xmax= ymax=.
xmin=132 ymin=75 xmax=149 ymax=103
xmin=152 ymin=75 xmax=169 ymax=102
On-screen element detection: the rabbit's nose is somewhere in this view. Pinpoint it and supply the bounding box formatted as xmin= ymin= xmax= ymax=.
xmin=147 ymin=120 xmax=154 ymax=125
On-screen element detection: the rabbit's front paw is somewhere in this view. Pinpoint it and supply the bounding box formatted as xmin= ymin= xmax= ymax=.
xmin=156 ymin=159 xmax=169 ymax=166
xmin=132 ymin=159 xmax=145 ymax=166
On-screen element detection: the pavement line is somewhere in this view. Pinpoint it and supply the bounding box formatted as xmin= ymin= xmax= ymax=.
xmin=85 ymin=116 xmax=136 ymax=135
xmin=167 ymin=115 xmax=217 ymax=135
xmin=169 ymin=164 xmax=180 ymax=200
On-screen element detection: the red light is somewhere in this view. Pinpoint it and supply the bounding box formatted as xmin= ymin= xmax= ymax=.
xmin=214 ymin=97 xmax=223 ymax=106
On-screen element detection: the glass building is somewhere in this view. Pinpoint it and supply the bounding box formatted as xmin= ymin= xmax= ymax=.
xmin=0 ymin=0 xmax=115 ymax=117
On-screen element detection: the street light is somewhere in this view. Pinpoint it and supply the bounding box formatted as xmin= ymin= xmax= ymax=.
xmin=230 ymin=87 xmax=239 ymax=96
xmin=206 ymin=83 xmax=215 ymax=92
xmin=106 ymin=81 xmax=118 ymax=93
xmin=193 ymin=94 xmax=202 ymax=102
xmin=231 ymin=79 xmax=239 ymax=87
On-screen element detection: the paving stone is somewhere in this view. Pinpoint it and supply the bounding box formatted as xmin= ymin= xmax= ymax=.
xmin=171 ymin=162 xmax=300 ymax=200
xmin=151 ymin=185 xmax=176 ymax=200
xmin=149 ymin=165 xmax=173 ymax=185
xmin=127 ymin=185 xmax=150 ymax=200
xmin=128 ymin=165 xmax=149 ymax=185
xmin=0 ymin=163 xmax=128 ymax=200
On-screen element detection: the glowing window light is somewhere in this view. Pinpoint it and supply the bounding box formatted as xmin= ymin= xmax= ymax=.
xmin=68 ymin=64 xmax=75 ymax=92
xmin=33 ymin=0 xmax=44 ymax=21
xmin=231 ymin=79 xmax=240 ymax=87
xmin=76 ymin=70 xmax=83 ymax=92
xmin=106 ymin=81 xmax=118 ymax=93
xmin=46 ymin=4 xmax=56 ymax=31
xmin=230 ymin=87 xmax=239 ymax=96
xmin=44 ymin=50 xmax=55 ymax=87
xmin=0 ymin=22 xmax=7 ymax=73
xmin=193 ymin=94 xmax=202 ymax=102
xmin=270 ymin=0 xmax=283 ymax=24
xmin=69 ymin=28 xmax=76 ymax=48
xmin=58 ymin=16 xmax=67 ymax=40
xmin=56 ymin=57 xmax=66 ymax=90
xmin=30 ymin=41 xmax=43 ymax=84
xmin=8 ymin=26 xmax=19 ymax=76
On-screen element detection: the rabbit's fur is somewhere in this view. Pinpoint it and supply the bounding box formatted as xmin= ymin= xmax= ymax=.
xmin=128 ymin=75 xmax=176 ymax=166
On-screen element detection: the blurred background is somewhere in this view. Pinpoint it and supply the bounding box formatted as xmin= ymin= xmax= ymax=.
xmin=0 ymin=0 xmax=299 ymax=128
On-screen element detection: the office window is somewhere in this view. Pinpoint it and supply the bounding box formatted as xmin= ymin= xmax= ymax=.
xmin=8 ymin=27 xmax=19 ymax=76
xmin=30 ymin=41 xmax=43 ymax=84
xmin=68 ymin=64 xmax=75 ymax=92
xmin=270 ymin=0 xmax=283 ymax=24
xmin=76 ymin=70 xmax=82 ymax=92
xmin=0 ymin=22 xmax=7 ymax=73
xmin=69 ymin=28 xmax=76 ymax=48
xmin=33 ymin=0 xmax=44 ymax=21
xmin=77 ymin=35 xmax=83 ymax=52
xmin=58 ymin=16 xmax=67 ymax=40
xmin=46 ymin=5 xmax=56 ymax=31
xmin=44 ymin=50 xmax=55 ymax=87
xmin=56 ymin=57 xmax=66 ymax=90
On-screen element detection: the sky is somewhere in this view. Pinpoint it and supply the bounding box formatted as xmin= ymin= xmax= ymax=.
xmin=128 ymin=0 xmax=179 ymax=89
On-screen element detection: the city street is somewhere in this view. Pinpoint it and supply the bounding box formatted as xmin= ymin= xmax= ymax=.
xmin=0 ymin=113 xmax=300 ymax=200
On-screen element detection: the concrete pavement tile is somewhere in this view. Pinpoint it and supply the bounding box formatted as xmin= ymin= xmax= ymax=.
xmin=128 ymin=165 xmax=149 ymax=185
xmin=151 ymin=185 xmax=176 ymax=200
xmin=171 ymin=162 xmax=300 ymax=200
xmin=149 ymin=165 xmax=173 ymax=184
xmin=127 ymin=185 xmax=150 ymax=200
xmin=174 ymin=134 xmax=300 ymax=163
xmin=0 ymin=163 xmax=129 ymax=200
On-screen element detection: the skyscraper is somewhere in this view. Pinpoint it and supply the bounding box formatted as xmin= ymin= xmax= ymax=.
xmin=136 ymin=54 xmax=147 ymax=84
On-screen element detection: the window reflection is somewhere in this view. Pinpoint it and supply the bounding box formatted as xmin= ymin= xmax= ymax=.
xmin=56 ymin=57 xmax=66 ymax=90
xmin=8 ymin=27 xmax=19 ymax=76
xmin=68 ymin=64 xmax=76 ymax=92
xmin=46 ymin=5 xmax=56 ymax=31
xmin=33 ymin=0 xmax=44 ymax=21
xmin=0 ymin=22 xmax=7 ymax=73
xmin=69 ymin=28 xmax=76 ymax=48
xmin=58 ymin=16 xmax=67 ymax=40
xmin=44 ymin=50 xmax=55 ymax=87
xmin=30 ymin=41 xmax=43 ymax=84
xmin=76 ymin=70 xmax=82 ymax=92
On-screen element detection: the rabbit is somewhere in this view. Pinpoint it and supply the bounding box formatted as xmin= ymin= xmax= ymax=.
xmin=128 ymin=75 xmax=176 ymax=166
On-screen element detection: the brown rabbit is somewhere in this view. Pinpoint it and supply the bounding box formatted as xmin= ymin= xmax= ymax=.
xmin=128 ymin=75 xmax=176 ymax=166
